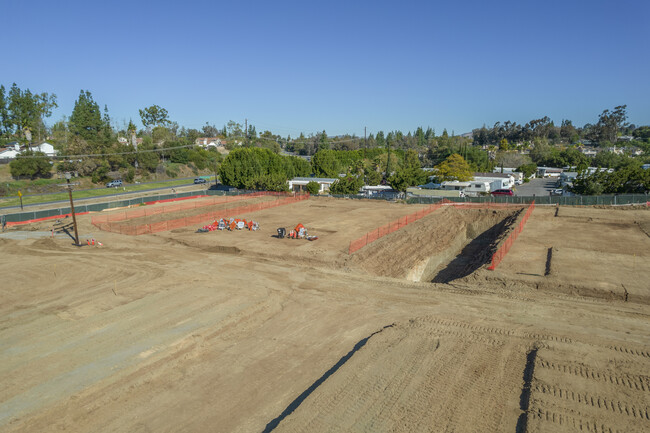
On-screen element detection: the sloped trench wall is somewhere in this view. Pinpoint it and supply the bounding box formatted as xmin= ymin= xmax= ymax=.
xmin=351 ymin=206 xmax=522 ymax=282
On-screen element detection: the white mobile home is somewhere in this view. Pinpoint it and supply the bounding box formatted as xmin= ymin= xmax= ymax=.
xmin=441 ymin=181 xmax=470 ymax=191
xmin=472 ymin=172 xmax=514 ymax=190
xmin=464 ymin=181 xmax=491 ymax=196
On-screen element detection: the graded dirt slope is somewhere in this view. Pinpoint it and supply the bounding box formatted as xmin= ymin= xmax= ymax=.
xmin=0 ymin=197 xmax=648 ymax=433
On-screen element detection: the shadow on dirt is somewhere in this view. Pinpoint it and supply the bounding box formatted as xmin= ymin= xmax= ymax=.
xmin=432 ymin=219 xmax=512 ymax=284
xmin=262 ymin=324 xmax=395 ymax=433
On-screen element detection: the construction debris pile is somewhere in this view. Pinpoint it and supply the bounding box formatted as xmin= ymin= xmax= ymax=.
xmin=197 ymin=218 xmax=259 ymax=233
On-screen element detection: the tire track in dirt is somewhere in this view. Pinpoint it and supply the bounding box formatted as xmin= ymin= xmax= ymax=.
xmin=273 ymin=318 xmax=528 ymax=433
xmin=533 ymin=382 xmax=649 ymax=420
xmin=537 ymin=358 xmax=649 ymax=392
xmin=530 ymin=407 xmax=624 ymax=433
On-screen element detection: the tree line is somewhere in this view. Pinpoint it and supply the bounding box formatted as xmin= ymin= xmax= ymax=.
xmin=1 ymin=82 xmax=648 ymax=195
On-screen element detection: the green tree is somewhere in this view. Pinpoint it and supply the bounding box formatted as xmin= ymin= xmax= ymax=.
xmin=139 ymin=105 xmax=170 ymax=129
xmin=3 ymin=83 xmax=56 ymax=140
xmin=364 ymin=168 xmax=382 ymax=186
xmin=329 ymin=175 xmax=363 ymax=195
xmin=596 ymin=105 xmax=627 ymax=144
xmin=632 ymin=126 xmax=650 ymax=141
xmin=9 ymin=151 xmax=51 ymax=178
xmin=388 ymin=149 xmax=426 ymax=192
xmin=69 ymin=90 xmax=103 ymax=141
xmin=0 ymin=85 xmax=8 ymax=134
xmin=388 ymin=167 xmax=426 ymax=193
xmin=219 ymin=148 xmax=308 ymax=191
xmin=225 ymin=120 xmax=243 ymax=139
xmin=517 ymin=163 xmax=538 ymax=178
xmin=434 ymin=154 xmax=473 ymax=181
xmin=304 ymin=181 xmax=321 ymax=195
xmin=312 ymin=149 xmax=340 ymax=177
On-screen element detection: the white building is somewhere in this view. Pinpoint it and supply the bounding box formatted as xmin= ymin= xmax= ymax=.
xmin=537 ymin=167 xmax=563 ymax=178
xmin=195 ymin=137 xmax=227 ymax=148
xmin=0 ymin=148 xmax=21 ymax=160
xmin=492 ymin=168 xmax=524 ymax=182
xmin=473 ymin=172 xmax=515 ymax=190
xmin=29 ymin=142 xmax=57 ymax=156
xmin=288 ymin=177 xmax=337 ymax=193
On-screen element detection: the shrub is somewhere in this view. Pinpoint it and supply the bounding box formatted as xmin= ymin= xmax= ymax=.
xmin=304 ymin=181 xmax=320 ymax=195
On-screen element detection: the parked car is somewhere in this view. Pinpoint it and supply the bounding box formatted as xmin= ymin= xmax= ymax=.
xmin=106 ymin=180 xmax=123 ymax=188
xmin=194 ymin=177 xmax=208 ymax=184
xmin=551 ymin=188 xmax=564 ymax=196
xmin=491 ymin=189 xmax=513 ymax=196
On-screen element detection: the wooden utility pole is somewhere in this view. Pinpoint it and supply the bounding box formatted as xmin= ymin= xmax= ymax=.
xmin=364 ymin=126 xmax=367 ymax=149
xmin=65 ymin=173 xmax=80 ymax=246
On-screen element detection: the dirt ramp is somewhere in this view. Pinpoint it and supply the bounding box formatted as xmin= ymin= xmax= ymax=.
xmin=350 ymin=206 xmax=521 ymax=282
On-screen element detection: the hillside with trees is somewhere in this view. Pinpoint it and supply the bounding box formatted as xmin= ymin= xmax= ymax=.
xmin=1 ymin=82 xmax=648 ymax=195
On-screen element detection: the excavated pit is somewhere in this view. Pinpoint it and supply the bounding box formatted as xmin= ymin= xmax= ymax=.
xmin=351 ymin=206 xmax=523 ymax=283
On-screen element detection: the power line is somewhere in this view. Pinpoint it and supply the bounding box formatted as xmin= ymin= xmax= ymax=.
xmin=14 ymin=143 xmax=199 ymax=159
xmin=12 ymin=134 xmax=363 ymax=160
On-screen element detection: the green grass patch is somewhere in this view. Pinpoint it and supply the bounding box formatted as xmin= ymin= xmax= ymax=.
xmin=0 ymin=178 xmax=208 ymax=209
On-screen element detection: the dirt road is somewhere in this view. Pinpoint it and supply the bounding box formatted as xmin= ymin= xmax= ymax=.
xmin=1 ymin=197 xmax=648 ymax=432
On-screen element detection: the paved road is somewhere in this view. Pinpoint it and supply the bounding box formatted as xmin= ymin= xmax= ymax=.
xmin=514 ymin=177 xmax=558 ymax=197
xmin=0 ymin=183 xmax=211 ymax=213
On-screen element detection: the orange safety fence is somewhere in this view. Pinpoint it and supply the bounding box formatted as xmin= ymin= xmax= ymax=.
xmin=91 ymin=191 xmax=287 ymax=225
xmin=348 ymin=200 xmax=451 ymax=254
xmin=348 ymin=200 xmax=529 ymax=255
xmin=487 ymin=201 xmax=535 ymax=270
xmin=94 ymin=192 xmax=309 ymax=235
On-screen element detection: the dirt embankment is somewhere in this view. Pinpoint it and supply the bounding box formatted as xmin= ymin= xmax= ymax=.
xmin=349 ymin=206 xmax=522 ymax=282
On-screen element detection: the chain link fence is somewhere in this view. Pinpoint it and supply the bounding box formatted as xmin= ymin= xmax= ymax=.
xmin=2 ymin=190 xmax=648 ymax=226
xmin=406 ymin=194 xmax=649 ymax=206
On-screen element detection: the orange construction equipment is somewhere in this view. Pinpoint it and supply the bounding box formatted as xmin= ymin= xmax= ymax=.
xmin=294 ymin=223 xmax=307 ymax=238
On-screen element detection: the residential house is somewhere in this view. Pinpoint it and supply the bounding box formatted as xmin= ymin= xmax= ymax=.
xmin=537 ymin=167 xmax=564 ymax=178
xmin=29 ymin=142 xmax=57 ymax=156
xmin=579 ymin=147 xmax=598 ymax=157
xmin=0 ymin=147 xmax=21 ymax=161
xmin=195 ymin=137 xmax=227 ymax=148
xmin=288 ymin=177 xmax=337 ymax=194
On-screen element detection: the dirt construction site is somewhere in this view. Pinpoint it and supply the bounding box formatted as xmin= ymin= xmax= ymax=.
xmin=1 ymin=194 xmax=649 ymax=433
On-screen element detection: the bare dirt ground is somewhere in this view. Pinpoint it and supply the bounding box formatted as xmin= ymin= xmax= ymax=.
xmin=1 ymin=197 xmax=648 ymax=433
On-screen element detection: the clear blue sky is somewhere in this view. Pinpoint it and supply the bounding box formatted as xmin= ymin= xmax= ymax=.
xmin=3 ymin=0 xmax=649 ymax=137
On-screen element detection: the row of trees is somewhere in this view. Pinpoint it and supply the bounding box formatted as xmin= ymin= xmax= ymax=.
xmin=472 ymin=106 xmax=635 ymax=148
xmin=572 ymin=166 xmax=650 ymax=195
xmin=218 ymin=148 xmax=311 ymax=191
xmin=2 ymin=83 xmax=648 ymax=197
xmin=0 ymin=83 xmax=58 ymax=142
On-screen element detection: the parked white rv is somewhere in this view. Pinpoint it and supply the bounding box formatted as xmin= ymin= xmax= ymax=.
xmin=463 ymin=181 xmax=491 ymax=196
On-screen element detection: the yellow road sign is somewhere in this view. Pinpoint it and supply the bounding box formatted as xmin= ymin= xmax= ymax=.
xmin=17 ymin=191 xmax=22 ymax=198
